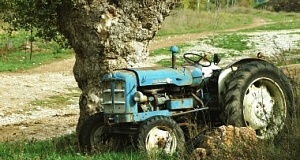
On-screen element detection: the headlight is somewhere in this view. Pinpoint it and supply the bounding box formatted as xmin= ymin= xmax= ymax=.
xmin=133 ymin=91 xmax=147 ymax=103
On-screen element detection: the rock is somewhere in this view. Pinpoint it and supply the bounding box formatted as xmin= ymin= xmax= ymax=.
xmin=192 ymin=148 xmax=207 ymax=160
xmin=191 ymin=125 xmax=258 ymax=159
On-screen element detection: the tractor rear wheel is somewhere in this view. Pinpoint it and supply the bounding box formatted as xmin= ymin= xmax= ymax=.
xmin=78 ymin=113 xmax=121 ymax=153
xmin=221 ymin=61 xmax=293 ymax=139
xmin=135 ymin=116 xmax=185 ymax=154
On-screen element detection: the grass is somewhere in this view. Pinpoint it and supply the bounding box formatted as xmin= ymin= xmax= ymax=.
xmin=0 ymin=50 xmax=73 ymax=72
xmin=154 ymin=33 xmax=252 ymax=67
xmin=157 ymin=9 xmax=253 ymax=37
xmin=240 ymin=11 xmax=300 ymax=32
xmin=206 ymin=33 xmax=254 ymax=51
xmin=30 ymin=87 xmax=80 ymax=110
xmin=0 ymin=134 xmax=177 ymax=160
xmin=157 ymin=7 xmax=300 ymax=37
xmin=1 ymin=110 xmax=299 ymax=160
xmin=152 ymin=6 xmax=300 ymax=67
xmin=149 ymin=43 xmax=193 ymax=57
xmin=155 ymin=56 xmax=186 ymax=67
xmin=242 ymin=20 xmax=300 ymax=32
xmin=0 ymin=30 xmax=74 ymax=72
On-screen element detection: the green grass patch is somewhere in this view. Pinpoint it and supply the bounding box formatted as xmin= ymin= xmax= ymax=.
xmin=0 ymin=50 xmax=73 ymax=72
xmin=255 ymin=11 xmax=300 ymax=22
xmin=30 ymin=87 xmax=80 ymax=109
xmin=1 ymin=115 xmax=300 ymax=160
xmin=149 ymin=43 xmax=192 ymax=57
xmin=218 ymin=52 xmax=243 ymax=59
xmin=0 ymin=30 xmax=73 ymax=72
xmin=155 ymin=56 xmax=186 ymax=67
xmin=150 ymin=43 xmax=192 ymax=67
xmin=240 ymin=11 xmax=300 ymax=32
xmin=157 ymin=8 xmax=300 ymax=42
xmin=297 ymin=40 xmax=300 ymax=47
xmin=0 ymin=134 xmax=178 ymax=160
xmin=0 ymin=134 xmax=80 ymax=160
xmin=207 ymin=33 xmax=253 ymax=51
xmin=242 ymin=20 xmax=300 ymax=32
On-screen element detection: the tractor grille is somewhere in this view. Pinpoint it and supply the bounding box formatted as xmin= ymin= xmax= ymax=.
xmin=102 ymin=80 xmax=126 ymax=113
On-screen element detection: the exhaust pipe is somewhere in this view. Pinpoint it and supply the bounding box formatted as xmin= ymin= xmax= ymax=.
xmin=170 ymin=46 xmax=179 ymax=69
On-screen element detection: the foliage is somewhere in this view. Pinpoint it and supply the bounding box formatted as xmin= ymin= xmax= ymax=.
xmin=177 ymin=0 xmax=254 ymax=11
xmin=0 ymin=27 xmax=73 ymax=72
xmin=0 ymin=36 xmax=73 ymax=72
xmin=257 ymin=0 xmax=300 ymax=12
xmin=0 ymin=0 xmax=74 ymax=42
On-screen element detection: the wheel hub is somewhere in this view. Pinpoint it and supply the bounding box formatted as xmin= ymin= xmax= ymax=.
xmin=146 ymin=127 xmax=174 ymax=153
xmin=243 ymin=83 xmax=274 ymax=129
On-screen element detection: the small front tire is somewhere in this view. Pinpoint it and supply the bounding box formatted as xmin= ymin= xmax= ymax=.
xmin=78 ymin=113 xmax=121 ymax=153
xmin=135 ymin=116 xmax=185 ymax=154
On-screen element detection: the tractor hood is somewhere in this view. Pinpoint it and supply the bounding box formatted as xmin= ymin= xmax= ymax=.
xmin=128 ymin=66 xmax=202 ymax=87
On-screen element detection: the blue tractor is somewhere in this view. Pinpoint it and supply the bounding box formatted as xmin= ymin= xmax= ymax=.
xmin=79 ymin=46 xmax=293 ymax=154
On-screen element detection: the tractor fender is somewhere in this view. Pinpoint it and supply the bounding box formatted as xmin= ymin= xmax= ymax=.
xmin=218 ymin=58 xmax=267 ymax=106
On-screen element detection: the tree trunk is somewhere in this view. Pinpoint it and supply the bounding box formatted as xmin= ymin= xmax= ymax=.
xmin=56 ymin=0 xmax=176 ymax=133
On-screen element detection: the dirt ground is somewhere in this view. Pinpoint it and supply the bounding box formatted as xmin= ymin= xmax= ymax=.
xmin=0 ymin=58 xmax=79 ymax=141
xmin=0 ymin=17 xmax=299 ymax=142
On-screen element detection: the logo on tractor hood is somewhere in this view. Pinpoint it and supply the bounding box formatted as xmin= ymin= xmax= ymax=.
xmin=153 ymin=78 xmax=172 ymax=84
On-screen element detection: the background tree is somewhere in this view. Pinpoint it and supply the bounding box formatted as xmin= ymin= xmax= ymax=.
xmin=0 ymin=0 xmax=176 ymax=132
xmin=255 ymin=0 xmax=300 ymax=12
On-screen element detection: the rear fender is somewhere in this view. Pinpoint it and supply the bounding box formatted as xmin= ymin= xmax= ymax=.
xmin=218 ymin=58 xmax=267 ymax=107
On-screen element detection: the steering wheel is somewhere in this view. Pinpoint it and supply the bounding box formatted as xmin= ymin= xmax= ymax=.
xmin=183 ymin=53 xmax=211 ymax=67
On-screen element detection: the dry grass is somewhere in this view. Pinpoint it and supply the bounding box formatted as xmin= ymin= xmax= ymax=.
xmin=158 ymin=8 xmax=253 ymax=36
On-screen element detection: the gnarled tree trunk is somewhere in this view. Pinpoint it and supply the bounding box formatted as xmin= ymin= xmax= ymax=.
xmin=57 ymin=0 xmax=176 ymax=132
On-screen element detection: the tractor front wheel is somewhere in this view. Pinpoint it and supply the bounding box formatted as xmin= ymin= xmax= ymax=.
xmin=78 ymin=113 xmax=121 ymax=153
xmin=135 ymin=116 xmax=185 ymax=154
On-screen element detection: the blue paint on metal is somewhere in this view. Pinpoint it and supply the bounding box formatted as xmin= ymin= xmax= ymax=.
xmin=101 ymin=46 xmax=205 ymax=125
xmin=133 ymin=110 xmax=172 ymax=122
xmin=110 ymin=81 xmax=115 ymax=112
xmin=166 ymin=98 xmax=193 ymax=110
xmin=102 ymin=70 xmax=138 ymax=114
xmin=128 ymin=66 xmax=203 ymax=86
xmin=170 ymin=46 xmax=179 ymax=53
xmin=105 ymin=111 xmax=172 ymax=123
xmin=184 ymin=66 xmax=203 ymax=87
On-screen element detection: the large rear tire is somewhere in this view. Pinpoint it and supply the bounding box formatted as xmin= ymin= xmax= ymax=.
xmin=78 ymin=113 xmax=121 ymax=153
xmin=135 ymin=116 xmax=185 ymax=154
xmin=221 ymin=61 xmax=293 ymax=139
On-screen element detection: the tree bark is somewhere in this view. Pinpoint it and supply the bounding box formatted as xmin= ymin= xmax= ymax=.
xmin=56 ymin=0 xmax=176 ymax=133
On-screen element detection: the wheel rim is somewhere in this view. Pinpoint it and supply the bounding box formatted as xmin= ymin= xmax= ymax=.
xmin=90 ymin=126 xmax=120 ymax=152
xmin=243 ymin=77 xmax=286 ymax=139
xmin=145 ymin=126 xmax=177 ymax=154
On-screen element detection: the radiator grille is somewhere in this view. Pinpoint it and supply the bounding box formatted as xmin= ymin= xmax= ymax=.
xmin=102 ymin=80 xmax=126 ymax=113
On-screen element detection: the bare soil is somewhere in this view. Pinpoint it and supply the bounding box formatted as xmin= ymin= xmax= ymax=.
xmin=0 ymin=17 xmax=298 ymax=142
xmin=0 ymin=58 xmax=79 ymax=141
